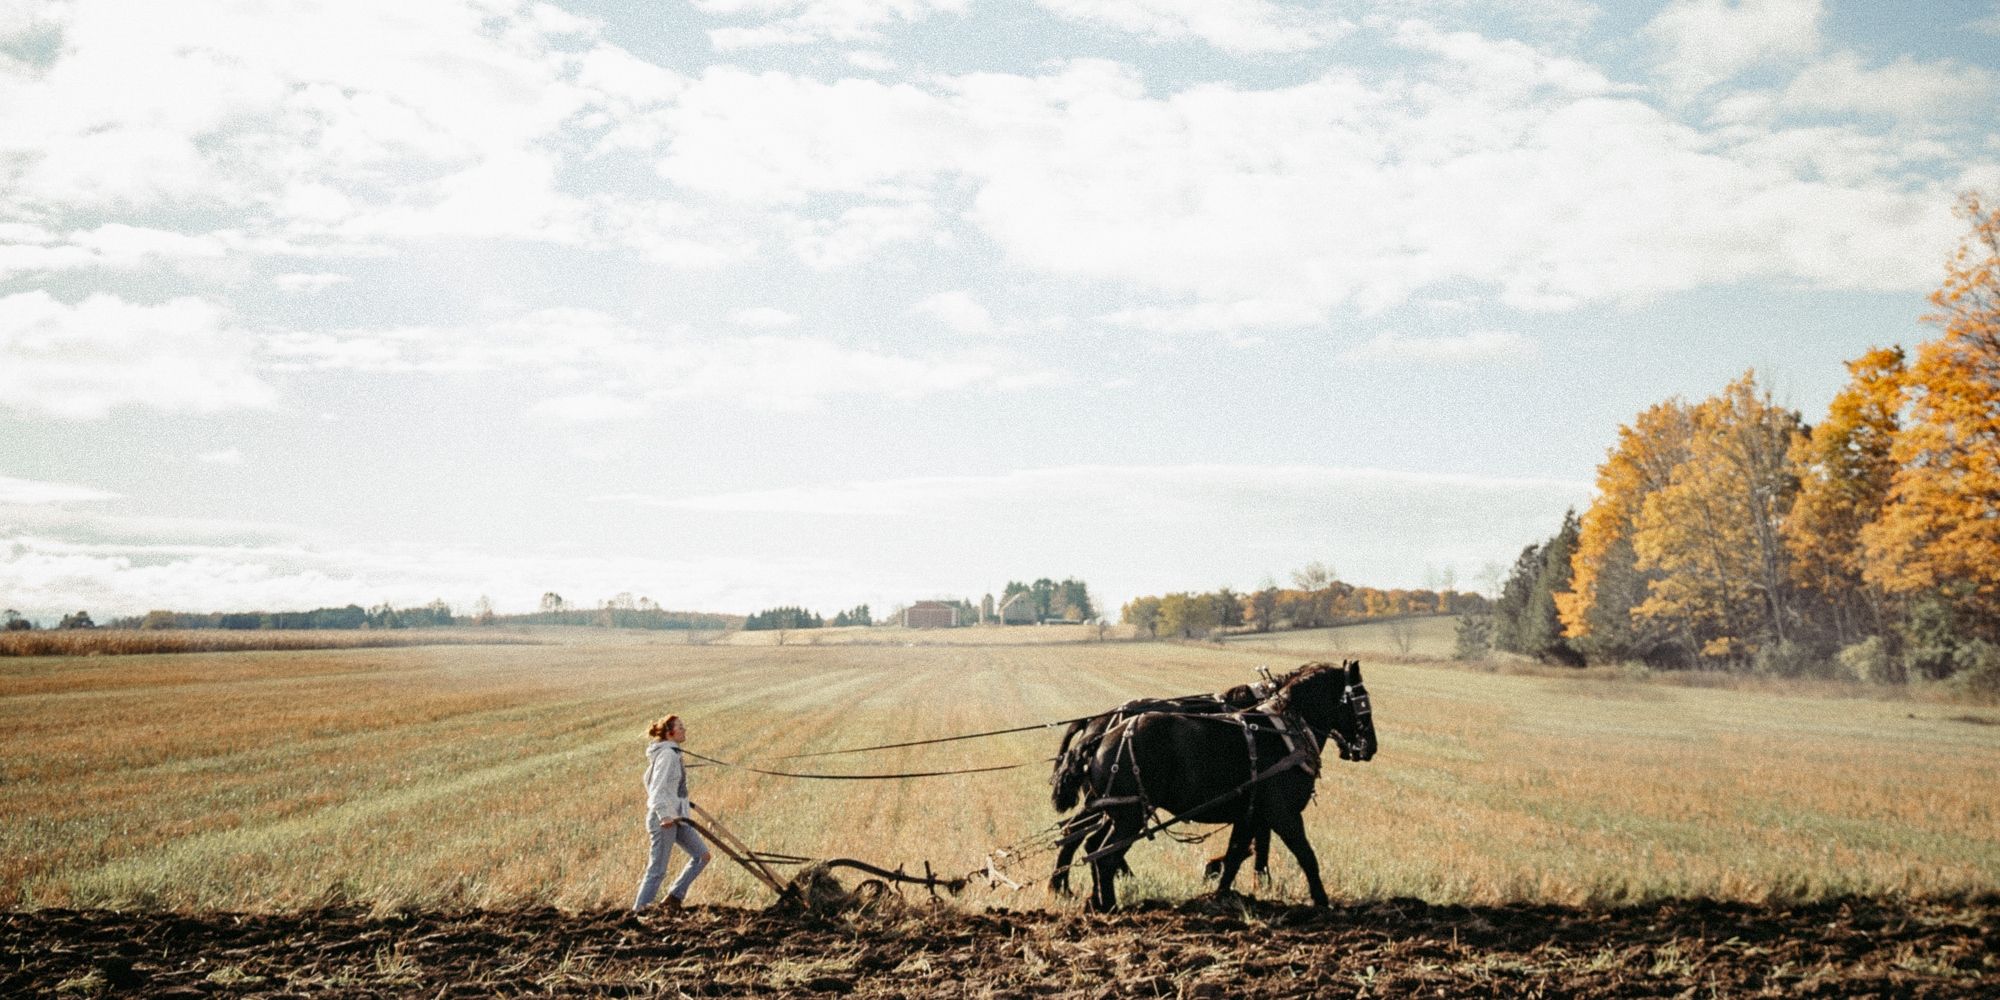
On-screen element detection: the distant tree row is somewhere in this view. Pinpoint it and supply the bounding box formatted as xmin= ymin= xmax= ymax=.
xmin=831 ymin=604 xmax=873 ymax=627
xmin=505 ymin=592 xmax=739 ymax=630
xmin=999 ymin=578 xmax=1095 ymax=622
xmin=1121 ymin=565 xmax=1490 ymax=639
xmin=744 ymin=606 xmax=823 ymax=631
xmin=105 ymin=601 xmax=454 ymax=631
xmin=1486 ymin=194 xmax=1999 ymax=696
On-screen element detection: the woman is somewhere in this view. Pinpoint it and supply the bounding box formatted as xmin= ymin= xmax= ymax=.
xmin=633 ymin=714 xmax=711 ymax=912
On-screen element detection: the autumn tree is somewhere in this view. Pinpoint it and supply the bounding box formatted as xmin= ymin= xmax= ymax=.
xmin=1630 ymin=373 xmax=1805 ymax=664
xmin=1785 ymin=346 xmax=1907 ymax=646
xmin=1249 ymin=586 xmax=1279 ymax=633
xmin=1558 ymin=399 xmax=1695 ymax=664
xmin=1862 ymin=193 xmax=2000 ymax=648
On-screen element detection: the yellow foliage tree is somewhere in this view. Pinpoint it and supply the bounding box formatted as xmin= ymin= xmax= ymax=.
xmin=1557 ymin=399 xmax=1694 ymax=661
xmin=1784 ymin=346 xmax=1906 ymax=642
xmin=1861 ymin=193 xmax=2000 ymax=641
xmin=1630 ymin=372 xmax=1805 ymax=661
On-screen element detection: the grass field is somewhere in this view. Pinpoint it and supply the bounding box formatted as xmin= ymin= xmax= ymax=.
xmin=4 ymin=627 xmax=1996 ymax=912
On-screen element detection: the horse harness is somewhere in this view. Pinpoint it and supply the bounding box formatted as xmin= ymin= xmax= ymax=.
xmin=1080 ymin=679 xmax=1370 ymax=819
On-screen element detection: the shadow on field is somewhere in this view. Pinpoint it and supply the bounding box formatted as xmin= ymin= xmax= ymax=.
xmin=6 ymin=895 xmax=1994 ymax=997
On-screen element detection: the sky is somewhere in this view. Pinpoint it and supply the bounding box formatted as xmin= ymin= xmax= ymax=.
xmin=2 ymin=0 xmax=1998 ymax=623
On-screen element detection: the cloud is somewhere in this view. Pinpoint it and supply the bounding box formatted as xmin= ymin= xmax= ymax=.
xmin=0 ymin=476 xmax=120 ymax=505
xmin=0 ymin=523 xmax=860 ymax=621
xmin=525 ymin=393 xmax=649 ymax=425
xmin=647 ymin=35 xmax=1964 ymax=319
xmin=907 ymin=290 xmax=996 ymax=335
xmin=592 ymin=463 xmax=1594 ymax=598
xmin=1780 ymin=52 xmax=1998 ymax=124
xmin=0 ymin=0 xmax=700 ymax=254
xmin=696 ymin=0 xmax=968 ymax=50
xmin=0 ymin=291 xmax=277 ymax=419
xmin=1339 ymin=330 xmax=1536 ymax=363
xmin=1101 ymin=298 xmax=1323 ymax=334
xmin=1643 ymin=0 xmax=1823 ymax=101
xmin=273 ymin=272 xmax=352 ymax=292
xmin=1034 ymin=0 xmax=1351 ymax=54
xmin=728 ymin=306 xmax=800 ymax=328
xmin=259 ymin=310 xmax=1064 ymax=411
xmin=195 ymin=448 xmax=245 ymax=465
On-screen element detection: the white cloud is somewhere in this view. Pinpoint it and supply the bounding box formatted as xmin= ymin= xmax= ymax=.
xmin=258 ymin=310 xmax=1062 ymax=411
xmin=1780 ymin=51 xmax=1998 ymax=123
xmin=195 ymin=448 xmax=245 ymax=466
xmin=0 ymin=0 xmax=697 ymax=251
xmin=1035 ymin=0 xmax=1351 ymax=54
xmin=0 ymin=223 xmax=234 ymax=278
xmin=1101 ymin=298 xmax=1323 ymax=334
xmin=0 ymin=518 xmax=869 ymax=620
xmin=592 ymin=463 xmax=1593 ymax=598
xmin=728 ymin=306 xmax=800 ymax=328
xmin=697 ymin=0 xmax=968 ymax=50
xmin=0 ymin=476 xmax=120 ymax=505
xmin=273 ymin=272 xmax=351 ymax=292
xmin=846 ymin=50 xmax=896 ymax=72
xmin=907 ymin=290 xmax=996 ymax=335
xmin=1339 ymin=329 xmax=1536 ymax=363
xmin=1643 ymin=0 xmax=1823 ymax=101
xmin=525 ymin=393 xmax=649 ymax=425
xmin=787 ymin=200 xmax=938 ymax=269
xmin=0 ymin=291 xmax=277 ymax=419
xmin=649 ymin=40 xmax=1963 ymax=317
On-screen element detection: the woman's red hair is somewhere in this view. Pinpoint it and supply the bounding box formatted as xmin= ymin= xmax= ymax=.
xmin=648 ymin=714 xmax=681 ymax=741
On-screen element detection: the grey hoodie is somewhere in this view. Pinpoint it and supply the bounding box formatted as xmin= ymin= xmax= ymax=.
xmin=644 ymin=738 xmax=691 ymax=825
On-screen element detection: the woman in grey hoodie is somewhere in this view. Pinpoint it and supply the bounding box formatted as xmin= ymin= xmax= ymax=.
xmin=633 ymin=714 xmax=711 ymax=911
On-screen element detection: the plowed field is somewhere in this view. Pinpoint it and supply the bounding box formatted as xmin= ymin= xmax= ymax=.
xmin=7 ymin=895 xmax=1995 ymax=998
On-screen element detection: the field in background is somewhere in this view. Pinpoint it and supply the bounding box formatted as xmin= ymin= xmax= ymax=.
xmin=1223 ymin=616 xmax=1462 ymax=660
xmin=3 ymin=628 xmax=1996 ymax=912
xmin=0 ymin=628 xmax=538 ymax=657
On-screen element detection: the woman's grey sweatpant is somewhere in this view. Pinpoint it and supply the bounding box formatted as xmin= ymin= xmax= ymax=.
xmin=634 ymin=818 xmax=710 ymax=909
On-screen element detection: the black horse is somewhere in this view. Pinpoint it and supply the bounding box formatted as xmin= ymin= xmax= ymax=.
xmin=1048 ymin=679 xmax=1274 ymax=894
xmin=1050 ymin=661 xmax=1376 ymax=911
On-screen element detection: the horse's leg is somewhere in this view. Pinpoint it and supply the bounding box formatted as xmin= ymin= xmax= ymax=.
xmin=1088 ymin=808 xmax=1141 ymax=912
xmin=1253 ymin=827 xmax=1273 ymax=886
xmin=1211 ymin=822 xmax=1257 ymax=898
xmin=1049 ymin=813 xmax=1092 ymax=896
xmin=1268 ymin=810 xmax=1328 ymax=907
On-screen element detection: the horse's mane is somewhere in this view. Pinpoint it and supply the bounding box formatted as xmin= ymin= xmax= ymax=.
xmin=1263 ymin=661 xmax=1344 ymax=715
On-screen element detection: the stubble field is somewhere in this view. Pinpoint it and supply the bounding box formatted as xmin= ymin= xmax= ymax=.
xmin=4 ymin=625 xmax=1997 ymax=995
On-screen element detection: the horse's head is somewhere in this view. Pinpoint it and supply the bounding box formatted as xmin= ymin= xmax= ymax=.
xmin=1276 ymin=660 xmax=1376 ymax=762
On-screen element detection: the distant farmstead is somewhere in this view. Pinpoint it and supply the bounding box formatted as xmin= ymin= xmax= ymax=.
xmin=902 ymin=601 xmax=960 ymax=629
xmin=999 ymin=592 xmax=1038 ymax=625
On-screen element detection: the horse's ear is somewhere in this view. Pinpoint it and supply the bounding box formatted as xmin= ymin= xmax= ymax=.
xmin=1346 ymin=660 xmax=1363 ymax=683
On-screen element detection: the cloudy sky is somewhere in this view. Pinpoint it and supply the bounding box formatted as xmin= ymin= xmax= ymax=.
xmin=3 ymin=0 xmax=1997 ymax=622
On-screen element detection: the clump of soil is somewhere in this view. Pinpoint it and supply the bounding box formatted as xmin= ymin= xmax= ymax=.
xmin=4 ymin=895 xmax=1993 ymax=997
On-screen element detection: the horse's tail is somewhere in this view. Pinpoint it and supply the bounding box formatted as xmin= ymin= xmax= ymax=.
xmin=1050 ymin=717 xmax=1095 ymax=812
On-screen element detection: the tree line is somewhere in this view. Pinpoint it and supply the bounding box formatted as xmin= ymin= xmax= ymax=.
xmin=1121 ymin=564 xmax=1491 ymax=640
xmin=1487 ymin=194 xmax=1999 ymax=696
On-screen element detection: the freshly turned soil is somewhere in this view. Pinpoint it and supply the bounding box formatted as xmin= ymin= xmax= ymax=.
xmin=5 ymin=895 xmax=1995 ymax=997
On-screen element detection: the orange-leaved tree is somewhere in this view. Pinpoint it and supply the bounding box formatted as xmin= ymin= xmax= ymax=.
xmin=1630 ymin=372 xmax=1804 ymax=662
xmin=1557 ymin=399 xmax=1695 ymax=663
xmin=1861 ymin=193 xmax=2000 ymax=644
xmin=1784 ymin=345 xmax=1906 ymax=644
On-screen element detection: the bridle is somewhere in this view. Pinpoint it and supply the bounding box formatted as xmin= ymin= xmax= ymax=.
xmin=1313 ymin=681 xmax=1372 ymax=761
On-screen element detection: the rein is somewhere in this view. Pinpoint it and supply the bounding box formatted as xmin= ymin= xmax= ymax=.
xmin=681 ymin=748 xmax=1037 ymax=780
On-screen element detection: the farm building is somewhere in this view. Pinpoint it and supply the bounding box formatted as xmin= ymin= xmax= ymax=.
xmin=901 ymin=601 xmax=960 ymax=629
xmin=998 ymin=592 xmax=1039 ymax=625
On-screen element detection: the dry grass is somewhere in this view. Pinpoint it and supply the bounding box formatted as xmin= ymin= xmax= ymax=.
xmin=0 ymin=628 xmax=538 ymax=658
xmin=3 ymin=628 xmax=1995 ymax=912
